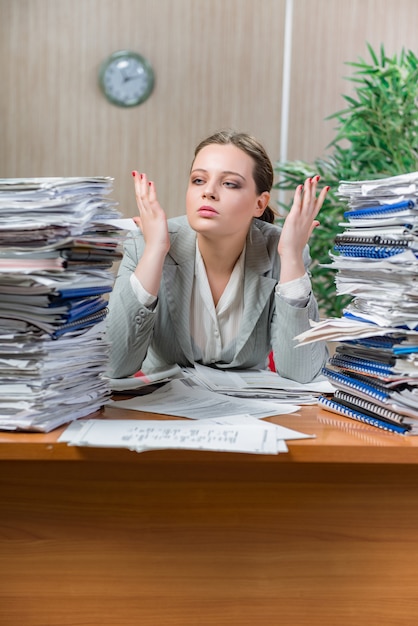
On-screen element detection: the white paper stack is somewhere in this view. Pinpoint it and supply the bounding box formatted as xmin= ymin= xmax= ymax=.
xmin=59 ymin=413 xmax=315 ymax=455
xmin=184 ymin=363 xmax=334 ymax=404
xmin=0 ymin=177 xmax=125 ymax=431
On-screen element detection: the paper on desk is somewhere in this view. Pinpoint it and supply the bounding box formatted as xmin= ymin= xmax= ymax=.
xmin=59 ymin=414 xmax=313 ymax=453
xmin=190 ymin=363 xmax=334 ymax=397
xmin=106 ymin=378 xmax=300 ymax=419
xmin=295 ymin=317 xmax=418 ymax=345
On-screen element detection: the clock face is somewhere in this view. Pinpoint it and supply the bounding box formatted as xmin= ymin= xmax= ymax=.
xmin=99 ymin=51 xmax=154 ymax=107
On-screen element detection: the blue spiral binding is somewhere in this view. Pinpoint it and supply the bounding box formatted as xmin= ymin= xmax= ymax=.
xmin=318 ymin=396 xmax=409 ymax=434
xmin=334 ymin=244 xmax=409 ymax=258
xmin=330 ymin=355 xmax=394 ymax=376
xmin=322 ymin=367 xmax=390 ymax=402
xmin=343 ymin=199 xmax=416 ymax=219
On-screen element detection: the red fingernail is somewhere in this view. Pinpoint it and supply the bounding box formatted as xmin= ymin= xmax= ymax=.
xmin=315 ymin=175 xmax=320 ymax=182
xmin=326 ymin=186 xmax=330 ymax=191
xmin=131 ymin=171 xmax=136 ymax=177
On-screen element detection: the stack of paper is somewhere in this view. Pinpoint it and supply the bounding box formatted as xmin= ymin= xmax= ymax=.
xmin=108 ymin=363 xmax=334 ymax=405
xmin=183 ymin=363 xmax=334 ymax=404
xmin=297 ymin=171 xmax=418 ymax=435
xmin=59 ymin=413 xmax=314 ymax=455
xmin=0 ymin=177 xmax=125 ymax=432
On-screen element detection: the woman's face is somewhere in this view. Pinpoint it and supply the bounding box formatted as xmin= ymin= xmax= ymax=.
xmin=186 ymin=143 xmax=269 ymax=240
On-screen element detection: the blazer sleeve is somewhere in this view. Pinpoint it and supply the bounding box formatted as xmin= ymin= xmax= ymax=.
xmin=270 ymin=245 xmax=329 ymax=383
xmin=105 ymin=233 xmax=157 ymax=378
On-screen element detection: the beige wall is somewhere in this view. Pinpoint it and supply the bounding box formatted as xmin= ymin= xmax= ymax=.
xmin=289 ymin=0 xmax=418 ymax=164
xmin=1 ymin=0 xmax=418 ymax=218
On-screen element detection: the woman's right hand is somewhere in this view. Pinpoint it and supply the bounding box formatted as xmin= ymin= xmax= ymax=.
xmin=132 ymin=171 xmax=170 ymax=256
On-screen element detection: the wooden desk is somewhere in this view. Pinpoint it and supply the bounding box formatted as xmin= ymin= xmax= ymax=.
xmin=1 ymin=404 xmax=418 ymax=626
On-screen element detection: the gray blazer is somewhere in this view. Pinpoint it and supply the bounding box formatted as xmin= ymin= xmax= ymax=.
xmin=106 ymin=216 xmax=328 ymax=382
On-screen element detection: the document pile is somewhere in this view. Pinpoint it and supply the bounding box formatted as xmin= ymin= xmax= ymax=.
xmin=59 ymin=413 xmax=314 ymax=455
xmin=0 ymin=177 xmax=124 ymax=432
xmin=296 ymin=171 xmax=418 ymax=434
xmin=183 ymin=363 xmax=333 ymax=404
xmin=109 ymin=363 xmax=334 ymax=405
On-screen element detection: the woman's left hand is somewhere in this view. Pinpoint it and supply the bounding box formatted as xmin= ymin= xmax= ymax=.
xmin=278 ymin=176 xmax=329 ymax=282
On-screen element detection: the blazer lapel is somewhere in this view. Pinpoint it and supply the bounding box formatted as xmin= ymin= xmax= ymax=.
xmin=234 ymin=224 xmax=278 ymax=355
xmin=162 ymin=223 xmax=196 ymax=363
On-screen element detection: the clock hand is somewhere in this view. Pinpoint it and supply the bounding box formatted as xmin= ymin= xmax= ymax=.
xmin=123 ymin=73 xmax=142 ymax=83
xmin=120 ymin=68 xmax=131 ymax=83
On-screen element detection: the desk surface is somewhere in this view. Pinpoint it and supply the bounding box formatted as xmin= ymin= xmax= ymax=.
xmin=1 ymin=402 xmax=418 ymax=464
xmin=2 ymin=403 xmax=418 ymax=625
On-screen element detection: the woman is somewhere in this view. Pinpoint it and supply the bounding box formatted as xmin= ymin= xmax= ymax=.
xmin=106 ymin=129 xmax=329 ymax=382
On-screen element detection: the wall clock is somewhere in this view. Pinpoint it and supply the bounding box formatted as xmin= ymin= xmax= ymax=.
xmin=98 ymin=50 xmax=155 ymax=107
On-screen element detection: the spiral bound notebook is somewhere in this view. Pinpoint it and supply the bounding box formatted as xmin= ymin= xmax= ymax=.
xmin=322 ymin=367 xmax=391 ymax=403
xmin=343 ymin=199 xmax=417 ymax=219
xmin=318 ymin=395 xmax=410 ymax=435
xmin=333 ymin=346 xmax=418 ymax=377
xmin=335 ymin=343 xmax=397 ymax=365
xmin=333 ymin=244 xmax=413 ymax=258
xmin=329 ymin=354 xmax=399 ymax=378
xmin=333 ymin=389 xmax=407 ymax=425
xmin=335 ymin=234 xmax=412 ymax=247
xmin=346 ymin=335 xmax=414 ymax=350
xmin=322 ymin=366 xmax=418 ymax=420
xmin=334 ymin=232 xmax=417 ymax=246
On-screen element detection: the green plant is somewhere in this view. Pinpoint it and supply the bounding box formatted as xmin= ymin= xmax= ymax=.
xmin=274 ymin=43 xmax=418 ymax=318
